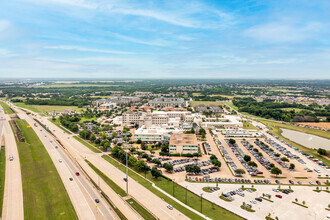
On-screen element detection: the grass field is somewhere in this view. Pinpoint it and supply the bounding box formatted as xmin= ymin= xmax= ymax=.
xmin=14 ymin=102 xmax=84 ymax=113
xmin=190 ymin=101 xmax=223 ymax=107
xmin=242 ymin=120 xmax=258 ymax=130
xmin=0 ymin=146 xmax=6 ymax=217
xmin=0 ymin=102 xmax=15 ymax=114
xmin=102 ymin=155 xmax=242 ymax=220
xmin=260 ymin=120 xmax=330 ymax=167
xmin=74 ymin=136 xmax=101 ymax=153
xmin=12 ymin=119 xmax=77 ymax=220
xmin=126 ymin=198 xmax=156 ymax=220
xmin=225 ymin=101 xmax=239 ymax=111
xmin=39 ymin=84 xmax=119 ymax=88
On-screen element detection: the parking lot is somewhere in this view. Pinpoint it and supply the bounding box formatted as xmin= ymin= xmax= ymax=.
xmin=181 ymin=182 xmax=330 ymax=220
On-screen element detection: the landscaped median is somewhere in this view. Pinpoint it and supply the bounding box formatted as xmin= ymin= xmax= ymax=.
xmin=0 ymin=102 xmax=15 ymax=114
xmin=102 ymin=154 xmax=242 ymax=220
xmin=10 ymin=119 xmax=77 ymax=220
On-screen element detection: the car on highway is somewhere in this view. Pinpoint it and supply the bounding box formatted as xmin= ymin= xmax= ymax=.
xmin=167 ymin=205 xmax=173 ymax=210
xmin=58 ymin=159 xmax=62 ymax=163
xmin=69 ymin=178 xmax=73 ymax=181
xmin=9 ymin=154 xmax=13 ymax=161
xmin=75 ymin=172 xmax=80 ymax=176
xmin=275 ymin=195 xmax=282 ymax=198
xmin=95 ymin=199 xmax=100 ymax=203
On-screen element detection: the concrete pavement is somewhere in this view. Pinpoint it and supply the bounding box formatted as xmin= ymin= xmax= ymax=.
xmin=0 ymin=106 xmax=24 ymax=220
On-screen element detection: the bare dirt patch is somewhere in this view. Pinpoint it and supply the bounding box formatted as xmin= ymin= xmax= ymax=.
xmin=298 ymin=122 xmax=330 ymax=130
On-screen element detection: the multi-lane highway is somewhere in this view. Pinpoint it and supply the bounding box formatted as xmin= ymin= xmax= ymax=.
xmin=11 ymin=103 xmax=189 ymax=220
xmin=15 ymin=107 xmax=118 ymax=220
xmin=0 ymin=106 xmax=24 ymax=220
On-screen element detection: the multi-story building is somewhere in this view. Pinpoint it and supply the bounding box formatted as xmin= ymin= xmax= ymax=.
xmin=148 ymin=97 xmax=186 ymax=108
xmin=99 ymin=103 xmax=116 ymax=111
xmin=134 ymin=126 xmax=182 ymax=142
xmin=169 ymin=133 xmax=199 ymax=154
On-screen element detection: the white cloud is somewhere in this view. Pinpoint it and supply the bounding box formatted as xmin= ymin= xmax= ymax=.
xmin=0 ymin=20 xmax=10 ymax=32
xmin=44 ymin=45 xmax=133 ymax=54
xmin=244 ymin=22 xmax=322 ymax=43
xmin=0 ymin=48 xmax=16 ymax=57
xmin=109 ymin=32 xmax=170 ymax=47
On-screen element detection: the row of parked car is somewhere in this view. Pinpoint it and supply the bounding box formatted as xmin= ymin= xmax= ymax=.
xmin=203 ymin=142 xmax=212 ymax=154
xmin=265 ymin=139 xmax=298 ymax=159
xmin=165 ymin=158 xmax=198 ymax=166
xmin=215 ymin=139 xmax=238 ymax=171
xmin=174 ymin=160 xmax=214 ymax=174
xmin=226 ymin=139 xmax=263 ymax=176
xmin=254 ymin=141 xmax=288 ymax=168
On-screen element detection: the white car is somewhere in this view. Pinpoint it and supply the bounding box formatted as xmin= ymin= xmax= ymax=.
xmin=58 ymin=159 xmax=62 ymax=163
xmin=250 ymin=200 xmax=256 ymax=204
xmin=309 ymin=181 xmax=314 ymax=185
xmin=167 ymin=205 xmax=173 ymax=210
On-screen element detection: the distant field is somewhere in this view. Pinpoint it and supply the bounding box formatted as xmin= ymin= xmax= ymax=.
xmin=12 ymin=119 xmax=77 ymax=219
xmin=39 ymin=84 xmax=119 ymax=88
xmin=209 ymin=94 xmax=235 ymax=99
xmin=190 ymin=101 xmax=223 ymax=107
xmin=279 ymin=108 xmax=314 ymax=113
xmin=192 ymin=93 xmax=202 ymax=97
xmin=242 ymin=120 xmax=257 ymax=130
xmin=14 ymin=102 xmax=84 ymax=113
xmin=298 ymin=122 xmax=330 ymax=130
xmin=0 ymin=102 xmax=15 ymax=114
xmin=225 ymin=101 xmax=239 ymax=111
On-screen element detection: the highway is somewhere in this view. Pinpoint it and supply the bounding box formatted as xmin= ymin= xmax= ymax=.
xmin=15 ymin=108 xmax=118 ymax=220
xmin=0 ymin=106 xmax=24 ymax=220
xmin=12 ymin=104 xmax=189 ymax=220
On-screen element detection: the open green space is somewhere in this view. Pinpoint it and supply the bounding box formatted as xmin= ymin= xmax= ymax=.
xmin=0 ymin=146 xmax=6 ymax=217
xmin=126 ymin=198 xmax=156 ymax=220
xmin=102 ymin=155 xmax=242 ymax=220
xmin=190 ymin=101 xmax=223 ymax=107
xmin=48 ymin=118 xmax=72 ymax=134
xmin=0 ymin=102 xmax=15 ymax=114
xmin=79 ymin=116 xmax=98 ymax=123
xmin=14 ymin=102 xmax=84 ymax=114
xmin=11 ymin=119 xmax=77 ymax=220
xmin=240 ymin=205 xmax=255 ymax=212
xmin=220 ymin=195 xmax=232 ymax=202
xmin=242 ymin=120 xmax=258 ymax=130
xmin=295 ymin=177 xmax=308 ymax=179
xmin=74 ymin=136 xmax=101 ymax=153
xmin=225 ymin=101 xmax=238 ymax=111
xmin=260 ymin=119 xmax=330 ymax=167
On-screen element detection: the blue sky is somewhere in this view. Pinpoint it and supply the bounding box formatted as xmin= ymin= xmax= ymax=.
xmin=0 ymin=0 xmax=329 ymax=79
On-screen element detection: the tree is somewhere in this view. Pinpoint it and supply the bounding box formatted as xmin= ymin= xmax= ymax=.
xmin=210 ymin=155 xmax=217 ymax=160
xmin=135 ymin=159 xmax=149 ymax=172
xmin=89 ymin=133 xmax=96 ymax=142
xmin=243 ymin=155 xmax=251 ymax=162
xmin=192 ymin=165 xmax=201 ymax=173
xmin=289 ymin=163 xmax=295 ymax=170
xmin=281 ymin=157 xmax=289 ymax=162
xmin=151 ymin=167 xmax=162 ymax=179
xmin=212 ymin=159 xmax=221 ymax=167
xmin=235 ymin=169 xmax=246 ymax=176
xmin=269 ymin=163 xmax=275 ymax=168
xmin=152 ymin=159 xmax=161 ymax=166
xmin=136 ymin=139 xmax=142 ymax=144
xmin=248 ymin=161 xmax=257 ymax=167
xmin=163 ymin=163 xmax=174 ymax=172
xmin=128 ymin=155 xmax=137 ymax=166
xmin=161 ymin=143 xmax=169 ymax=153
xmin=271 ymin=167 xmax=282 ymax=176
xmin=229 ymin=139 xmax=236 ymax=145
xmin=317 ymin=148 xmax=328 ymax=156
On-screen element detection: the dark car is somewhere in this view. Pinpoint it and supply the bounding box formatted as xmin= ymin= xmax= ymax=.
xmin=69 ymin=178 xmax=73 ymax=181
xmin=255 ymin=198 xmax=262 ymax=202
xmin=95 ymin=199 xmax=100 ymax=203
xmin=289 ymin=180 xmax=294 ymax=184
xmin=316 ymin=180 xmax=321 ymax=185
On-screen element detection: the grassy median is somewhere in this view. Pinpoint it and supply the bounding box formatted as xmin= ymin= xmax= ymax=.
xmin=0 ymin=146 xmax=6 ymax=217
xmin=12 ymin=119 xmax=77 ymax=220
xmin=0 ymin=102 xmax=15 ymax=114
xmin=126 ymin=198 xmax=156 ymax=220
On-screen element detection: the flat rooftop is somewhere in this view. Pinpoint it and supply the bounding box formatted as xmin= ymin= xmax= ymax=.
xmin=170 ymin=133 xmax=198 ymax=146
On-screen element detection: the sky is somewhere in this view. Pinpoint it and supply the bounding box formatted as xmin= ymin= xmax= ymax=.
xmin=0 ymin=0 xmax=329 ymax=79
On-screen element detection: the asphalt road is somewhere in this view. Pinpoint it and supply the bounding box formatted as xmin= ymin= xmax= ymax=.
xmin=0 ymin=106 xmax=24 ymax=220
xmin=16 ymin=109 xmax=117 ymax=220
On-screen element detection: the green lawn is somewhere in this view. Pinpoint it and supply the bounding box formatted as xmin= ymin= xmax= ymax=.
xmin=242 ymin=120 xmax=258 ymax=130
xmin=126 ymin=198 xmax=156 ymax=220
xmin=0 ymin=146 xmax=6 ymax=217
xmin=0 ymin=102 xmax=15 ymax=114
xmin=14 ymin=102 xmax=84 ymax=114
xmin=12 ymin=119 xmax=77 ymax=220
xmin=225 ymin=101 xmax=238 ymax=111
xmin=74 ymin=136 xmax=101 ymax=153
xmin=190 ymin=101 xmax=223 ymax=107
xmin=102 ymin=155 xmax=242 ymax=220
xmin=202 ymin=187 xmax=220 ymax=193
xmin=260 ymin=119 xmax=330 ymax=167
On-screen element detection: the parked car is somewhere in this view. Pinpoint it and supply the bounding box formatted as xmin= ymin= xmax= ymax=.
xmin=255 ymin=198 xmax=262 ymax=202
xmin=167 ymin=205 xmax=173 ymax=210
xmin=275 ymin=195 xmax=282 ymax=198
xmin=95 ymin=199 xmax=100 ymax=203
xmin=75 ymin=172 xmax=80 ymax=176
xmin=69 ymin=178 xmax=73 ymax=181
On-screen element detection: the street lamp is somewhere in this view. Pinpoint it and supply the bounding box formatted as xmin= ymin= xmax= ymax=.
xmin=123 ymin=133 xmax=129 ymax=197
